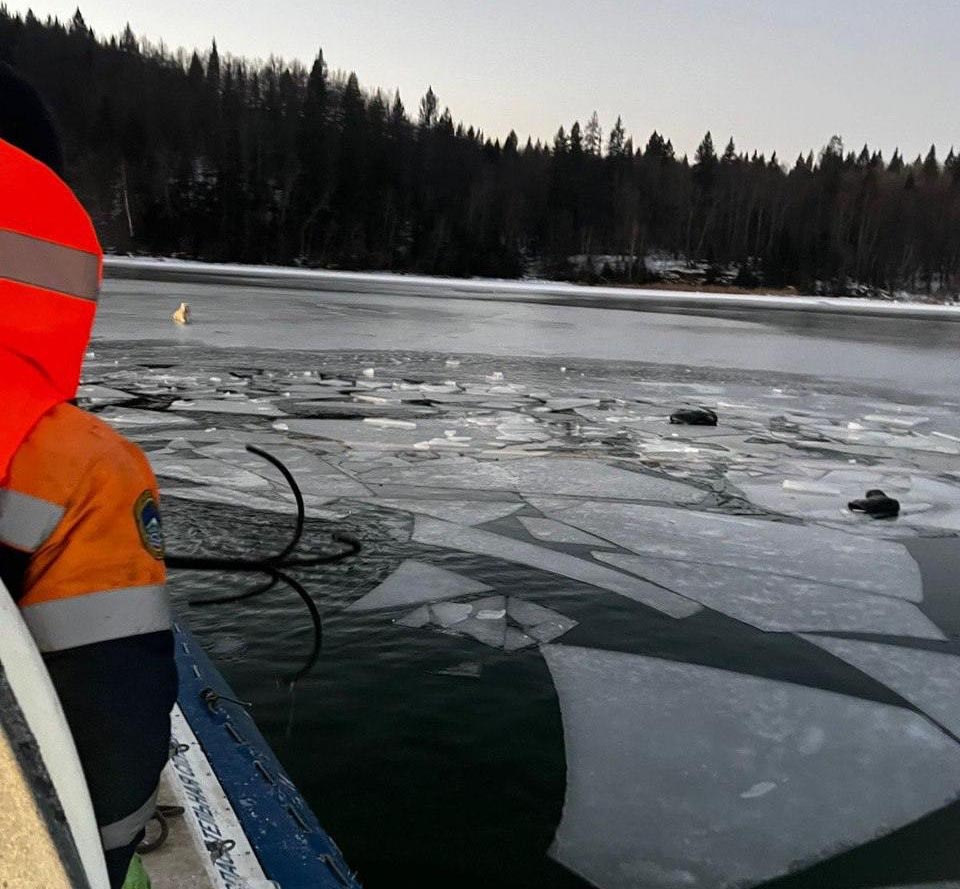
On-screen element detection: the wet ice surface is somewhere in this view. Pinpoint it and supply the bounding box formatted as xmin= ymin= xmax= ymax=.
xmin=543 ymin=645 xmax=960 ymax=889
xmin=82 ymin=336 xmax=960 ymax=889
xmin=395 ymin=595 xmax=577 ymax=651
xmin=802 ymin=636 xmax=960 ymax=738
xmin=593 ymin=552 xmax=940 ymax=637
xmin=346 ymin=560 xmax=492 ymax=611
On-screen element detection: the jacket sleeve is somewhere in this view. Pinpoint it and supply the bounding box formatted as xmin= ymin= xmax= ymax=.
xmin=24 ymin=439 xmax=178 ymax=888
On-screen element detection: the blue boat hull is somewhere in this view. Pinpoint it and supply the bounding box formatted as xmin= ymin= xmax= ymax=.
xmin=174 ymin=620 xmax=360 ymax=888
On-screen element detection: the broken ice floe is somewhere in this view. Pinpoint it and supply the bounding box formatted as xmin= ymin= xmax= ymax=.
xmin=148 ymin=453 xmax=272 ymax=491
xmin=161 ymin=485 xmax=344 ymax=519
xmin=292 ymin=402 xmax=431 ymax=420
xmin=362 ymin=457 xmax=705 ymax=503
xmin=395 ymin=594 xmax=577 ymax=651
xmin=186 ymin=444 xmax=370 ymax=500
xmin=130 ymin=428 xmax=295 ymax=446
xmin=412 ymin=517 xmax=699 ymax=618
xmin=739 ymin=782 xmax=778 ymax=800
xmin=76 ymin=384 xmax=137 ymax=405
xmin=281 ymin=419 xmax=471 ymax=450
xmin=543 ymin=644 xmax=960 ymax=889
xmin=346 ymin=560 xmax=492 ymax=612
xmin=541 ymin=398 xmax=600 ymax=412
xmin=731 ymin=469 xmax=960 ymax=532
xmin=593 ymin=551 xmax=941 ymax=638
xmin=362 ymin=498 xmax=522 ymax=526
xmin=530 ymin=500 xmax=922 ymax=601
xmin=518 ymin=517 xmax=611 ymax=547
xmin=169 ymin=398 xmax=287 ymax=417
xmin=803 ymin=636 xmax=960 ymax=737
xmin=99 ymin=408 xmax=198 ymax=428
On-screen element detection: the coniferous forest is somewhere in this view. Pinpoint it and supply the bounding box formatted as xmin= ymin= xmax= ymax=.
xmin=4 ymin=9 xmax=959 ymax=295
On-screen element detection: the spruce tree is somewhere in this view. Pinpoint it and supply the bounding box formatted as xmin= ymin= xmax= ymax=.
xmin=607 ymin=116 xmax=625 ymax=157
xmin=694 ymin=131 xmax=717 ymax=193
xmin=553 ymin=126 xmax=568 ymax=154
xmin=206 ymin=39 xmax=220 ymax=93
xmin=584 ymin=111 xmax=602 ymax=155
xmin=569 ymin=121 xmax=583 ymax=155
xmin=695 ymin=131 xmax=717 ymax=166
xmin=417 ymin=86 xmax=438 ymax=129
xmin=296 ymin=49 xmax=329 ymax=258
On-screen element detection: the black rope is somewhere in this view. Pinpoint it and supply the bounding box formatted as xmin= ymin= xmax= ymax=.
xmin=164 ymin=445 xmax=359 ymax=678
xmin=247 ymin=445 xmax=305 ymax=563
xmin=274 ymin=568 xmax=324 ymax=681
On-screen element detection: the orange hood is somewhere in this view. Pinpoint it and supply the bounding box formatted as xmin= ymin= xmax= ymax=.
xmin=0 ymin=138 xmax=103 ymax=482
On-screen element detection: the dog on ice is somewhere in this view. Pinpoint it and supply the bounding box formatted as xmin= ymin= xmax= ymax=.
xmin=172 ymin=301 xmax=191 ymax=325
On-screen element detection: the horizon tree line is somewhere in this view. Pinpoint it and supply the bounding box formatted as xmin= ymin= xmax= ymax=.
xmin=2 ymin=8 xmax=958 ymax=294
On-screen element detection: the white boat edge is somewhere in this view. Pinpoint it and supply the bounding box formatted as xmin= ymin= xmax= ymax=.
xmin=0 ymin=580 xmax=110 ymax=889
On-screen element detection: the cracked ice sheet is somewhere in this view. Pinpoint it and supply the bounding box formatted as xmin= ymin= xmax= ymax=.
xmin=161 ymin=485 xmax=342 ymax=518
xmin=346 ymin=560 xmax=492 ymax=612
xmin=280 ymin=418 xmax=489 ymax=450
xmin=128 ymin=428 xmax=306 ymax=447
xmin=412 ymin=517 xmax=699 ymax=618
xmin=76 ymin=384 xmax=137 ymax=405
xmin=593 ymin=552 xmax=941 ymax=638
xmin=839 ymin=428 xmax=960 ymax=455
xmin=507 ymin=598 xmax=578 ymax=644
xmin=147 ymin=452 xmax=272 ymax=491
xmin=363 ymin=457 xmax=705 ymax=504
xmin=541 ymin=398 xmax=600 ymax=412
xmin=361 ymin=498 xmax=523 ymax=526
xmin=529 ymin=500 xmax=921 ymax=600
xmin=99 ymin=408 xmax=198 ymax=428
xmin=291 ymin=402 xmax=436 ymax=420
xmin=170 ymin=398 xmax=288 ymax=418
xmin=542 ymin=645 xmax=960 ymax=889
xmin=397 ymin=596 xmax=577 ymax=650
xmin=196 ymin=444 xmax=370 ymax=499
xmin=731 ymin=469 xmax=960 ymax=533
xmin=518 ymin=517 xmax=611 ymax=546
xmin=803 ymin=636 xmax=960 ymax=736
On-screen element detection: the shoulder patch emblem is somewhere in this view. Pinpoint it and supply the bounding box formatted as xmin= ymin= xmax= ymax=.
xmin=134 ymin=491 xmax=165 ymax=560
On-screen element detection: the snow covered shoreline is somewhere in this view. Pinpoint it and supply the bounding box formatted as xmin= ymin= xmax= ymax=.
xmin=103 ymin=256 xmax=960 ymax=323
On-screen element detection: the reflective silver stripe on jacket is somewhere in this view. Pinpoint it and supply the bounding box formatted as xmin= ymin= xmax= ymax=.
xmin=0 ymin=228 xmax=100 ymax=302
xmin=0 ymin=488 xmax=65 ymax=551
xmin=99 ymin=786 xmax=159 ymax=851
xmin=21 ymin=585 xmax=171 ymax=653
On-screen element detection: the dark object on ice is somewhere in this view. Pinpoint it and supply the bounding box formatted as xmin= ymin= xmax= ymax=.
xmin=848 ymin=489 xmax=900 ymax=518
xmin=670 ymin=407 xmax=718 ymax=426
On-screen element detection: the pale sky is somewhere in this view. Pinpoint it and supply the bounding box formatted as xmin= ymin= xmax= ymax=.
xmin=9 ymin=0 xmax=960 ymax=162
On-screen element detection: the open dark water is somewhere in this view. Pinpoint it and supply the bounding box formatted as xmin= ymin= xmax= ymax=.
xmin=88 ymin=279 xmax=960 ymax=889
xmin=162 ymin=498 xmax=960 ymax=889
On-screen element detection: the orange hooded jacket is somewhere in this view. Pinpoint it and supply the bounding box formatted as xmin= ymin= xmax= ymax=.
xmin=0 ymin=136 xmax=168 ymax=633
xmin=0 ymin=136 xmax=101 ymax=477
xmin=0 ymin=137 xmax=176 ymax=883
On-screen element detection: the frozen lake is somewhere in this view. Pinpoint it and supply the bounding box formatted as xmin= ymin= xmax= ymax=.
xmin=91 ymin=272 xmax=960 ymax=888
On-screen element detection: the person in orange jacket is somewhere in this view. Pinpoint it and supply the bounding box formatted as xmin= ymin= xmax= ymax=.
xmin=0 ymin=63 xmax=177 ymax=887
